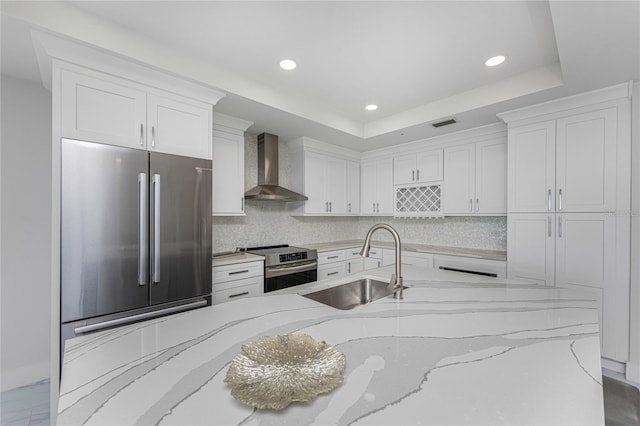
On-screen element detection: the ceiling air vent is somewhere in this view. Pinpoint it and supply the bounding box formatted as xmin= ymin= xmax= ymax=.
xmin=431 ymin=118 xmax=457 ymax=128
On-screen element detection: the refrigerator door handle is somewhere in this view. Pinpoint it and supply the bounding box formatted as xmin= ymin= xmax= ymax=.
xmin=152 ymin=174 xmax=161 ymax=284
xmin=138 ymin=173 xmax=148 ymax=285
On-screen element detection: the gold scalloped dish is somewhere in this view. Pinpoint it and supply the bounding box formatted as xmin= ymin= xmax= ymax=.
xmin=224 ymin=334 xmax=346 ymax=410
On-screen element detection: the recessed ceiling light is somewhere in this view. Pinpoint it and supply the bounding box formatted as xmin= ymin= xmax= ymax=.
xmin=279 ymin=59 xmax=297 ymax=70
xmin=365 ymin=104 xmax=378 ymax=111
xmin=485 ymin=55 xmax=506 ymax=67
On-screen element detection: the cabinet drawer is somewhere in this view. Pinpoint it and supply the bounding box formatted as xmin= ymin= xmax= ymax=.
xmin=214 ymin=277 xmax=262 ymax=304
xmin=346 ymin=247 xmax=364 ymax=259
xmin=213 ymin=261 xmax=263 ymax=283
xmin=364 ymin=258 xmax=382 ymax=270
xmin=318 ymin=250 xmax=346 ymax=265
xmin=367 ymin=247 xmax=383 ymax=259
xmin=318 ymin=262 xmax=346 ymax=280
xmin=402 ymin=252 xmax=434 ymax=268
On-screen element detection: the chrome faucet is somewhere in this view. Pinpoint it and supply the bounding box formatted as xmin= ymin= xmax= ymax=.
xmin=360 ymin=223 xmax=404 ymax=299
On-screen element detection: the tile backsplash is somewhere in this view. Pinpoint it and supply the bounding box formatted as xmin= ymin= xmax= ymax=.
xmin=212 ymin=133 xmax=506 ymax=253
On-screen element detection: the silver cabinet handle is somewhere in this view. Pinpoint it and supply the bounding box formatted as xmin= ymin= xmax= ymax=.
xmin=327 ymin=255 xmax=339 ymax=259
xmin=548 ymin=215 xmax=552 ymax=238
xmin=241 ymin=197 xmax=244 ymax=212
xmin=348 ymin=202 xmax=351 ymax=213
xmin=326 ymin=201 xmax=329 ymax=212
xmin=151 ymin=126 xmax=156 ymax=148
xmin=138 ymin=173 xmax=148 ymax=285
xmin=558 ymin=215 xmax=562 ymax=238
xmin=412 ymin=170 xmax=415 ymax=181
xmin=229 ymin=269 xmax=249 ymax=276
xmin=376 ymin=202 xmax=379 ymax=213
xmin=348 ymin=262 xmax=351 ymax=273
xmin=372 ymin=202 xmax=375 ymax=212
xmin=329 ymin=201 xmax=332 ymax=212
xmin=417 ymin=169 xmax=420 ymax=181
xmin=229 ymin=291 xmax=249 ymax=299
xmin=377 ymin=260 xmax=381 ymax=267
xmin=548 ymin=189 xmax=552 ymax=212
xmin=476 ymin=198 xmax=479 ymax=213
xmin=558 ymin=189 xmax=563 ymax=211
xmin=152 ymin=174 xmax=161 ymax=283
xmin=327 ymin=271 xmax=339 ymax=276
xmin=469 ymin=199 xmax=473 ymax=213
xmin=140 ymin=123 xmax=144 ymax=147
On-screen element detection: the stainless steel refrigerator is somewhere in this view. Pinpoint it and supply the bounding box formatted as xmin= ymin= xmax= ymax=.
xmin=60 ymin=138 xmax=212 ymax=353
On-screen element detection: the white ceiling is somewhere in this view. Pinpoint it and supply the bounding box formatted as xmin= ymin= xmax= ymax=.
xmin=1 ymin=1 xmax=639 ymax=151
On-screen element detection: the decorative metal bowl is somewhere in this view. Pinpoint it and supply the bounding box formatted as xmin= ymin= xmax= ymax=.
xmin=224 ymin=334 xmax=346 ymax=410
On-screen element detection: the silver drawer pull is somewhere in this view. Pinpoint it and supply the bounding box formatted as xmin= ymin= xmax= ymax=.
xmin=327 ymin=255 xmax=339 ymax=259
xmin=229 ymin=269 xmax=249 ymax=275
xmin=327 ymin=271 xmax=339 ymax=276
xmin=229 ymin=291 xmax=249 ymax=298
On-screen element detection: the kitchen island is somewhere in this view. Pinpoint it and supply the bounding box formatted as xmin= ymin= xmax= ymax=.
xmin=57 ymin=266 xmax=604 ymax=425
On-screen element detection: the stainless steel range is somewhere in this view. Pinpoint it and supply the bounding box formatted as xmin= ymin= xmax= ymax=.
xmin=242 ymin=245 xmax=318 ymax=293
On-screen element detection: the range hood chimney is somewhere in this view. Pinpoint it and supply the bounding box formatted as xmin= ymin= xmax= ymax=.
xmin=244 ymin=133 xmax=308 ymax=201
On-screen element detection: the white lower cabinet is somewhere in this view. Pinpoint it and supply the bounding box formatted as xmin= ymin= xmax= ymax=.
xmin=318 ymin=263 xmax=347 ymax=280
xmin=212 ymin=260 xmax=264 ymax=304
xmin=507 ymin=212 xmax=629 ymax=361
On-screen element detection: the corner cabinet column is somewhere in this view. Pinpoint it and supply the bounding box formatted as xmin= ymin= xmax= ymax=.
xmin=499 ymin=83 xmax=632 ymax=365
xmin=212 ymin=113 xmax=253 ymax=216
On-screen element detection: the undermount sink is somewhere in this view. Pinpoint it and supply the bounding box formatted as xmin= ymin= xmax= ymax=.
xmin=303 ymin=278 xmax=405 ymax=310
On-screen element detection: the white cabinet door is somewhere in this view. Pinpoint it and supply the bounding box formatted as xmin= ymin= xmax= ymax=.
xmin=347 ymin=161 xmax=360 ymax=214
xmin=393 ymin=154 xmax=416 ymax=185
xmin=212 ymin=130 xmax=244 ymax=215
xmin=475 ymin=139 xmax=507 ymax=214
xmin=147 ymin=94 xmax=211 ymax=159
xmin=325 ymin=156 xmax=347 ymax=214
xmin=318 ymin=262 xmax=346 ymax=280
xmin=346 ymin=258 xmax=364 ymax=275
xmin=443 ymin=144 xmax=475 ymax=214
xmin=377 ymin=158 xmax=394 ymax=215
xmin=304 ymin=152 xmax=328 ymax=214
xmin=507 ymin=214 xmax=555 ymax=286
xmin=554 ymin=212 xmax=626 ymax=360
xmin=507 ymin=121 xmax=556 ymax=213
xmin=364 ymin=258 xmax=382 ymax=269
xmin=556 ymin=108 xmax=617 ymax=213
xmin=361 ymin=160 xmax=378 ymax=215
xmin=416 ymin=149 xmax=443 ymax=182
xmin=61 ymin=70 xmax=147 ymax=149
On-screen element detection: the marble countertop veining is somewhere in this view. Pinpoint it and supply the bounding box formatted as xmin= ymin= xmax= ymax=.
xmin=57 ymin=266 xmax=603 ymax=425
xmin=301 ymin=239 xmax=507 ymax=261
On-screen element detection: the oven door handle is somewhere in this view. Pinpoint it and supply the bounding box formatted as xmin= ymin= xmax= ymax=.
xmin=265 ymin=261 xmax=318 ymax=279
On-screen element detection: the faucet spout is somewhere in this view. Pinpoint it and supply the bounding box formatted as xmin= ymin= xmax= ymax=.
xmin=360 ymin=223 xmax=404 ymax=299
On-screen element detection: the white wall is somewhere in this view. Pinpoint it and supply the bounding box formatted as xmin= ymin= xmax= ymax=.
xmin=0 ymin=75 xmax=52 ymax=391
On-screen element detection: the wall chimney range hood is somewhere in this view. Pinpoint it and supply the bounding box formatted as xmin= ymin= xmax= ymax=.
xmin=244 ymin=133 xmax=308 ymax=201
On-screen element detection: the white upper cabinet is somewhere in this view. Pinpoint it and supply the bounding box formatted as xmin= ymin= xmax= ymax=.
xmin=307 ymin=153 xmax=348 ymax=214
xmin=508 ymin=107 xmax=617 ymax=213
xmin=302 ymin=152 xmax=347 ymax=214
xmin=61 ymin=70 xmax=147 ymax=149
xmin=361 ymin=158 xmax=393 ymax=215
xmin=146 ymin=93 xmax=211 ymax=159
xmin=212 ymin=113 xmax=253 ymax=216
xmin=393 ymin=149 xmax=443 ymax=185
xmin=61 ymin=67 xmax=214 ymax=159
xmin=347 ymin=160 xmax=360 ymax=214
xmin=443 ymin=139 xmax=506 ymax=215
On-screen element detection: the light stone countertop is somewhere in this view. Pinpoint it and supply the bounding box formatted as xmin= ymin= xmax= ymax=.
xmin=301 ymin=239 xmax=507 ymax=261
xmin=212 ymin=252 xmax=265 ymax=267
xmin=57 ymin=265 xmax=603 ymax=425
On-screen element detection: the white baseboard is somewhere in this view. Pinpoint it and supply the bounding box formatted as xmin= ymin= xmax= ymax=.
xmin=601 ymin=357 xmax=625 ymax=373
